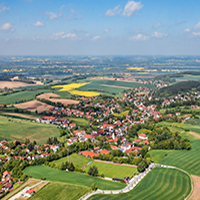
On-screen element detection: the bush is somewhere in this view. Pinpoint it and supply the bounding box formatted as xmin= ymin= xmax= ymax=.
xmin=91 ymin=183 xmax=98 ymax=191
xmin=88 ymin=166 xmax=98 ymax=176
xmin=41 ymin=177 xmax=46 ymax=180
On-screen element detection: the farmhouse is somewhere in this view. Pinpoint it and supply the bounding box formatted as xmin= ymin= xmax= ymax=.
xmin=79 ymin=150 xmax=99 ymax=158
xmin=138 ymin=133 xmax=148 ymax=140
xmin=25 ymin=189 xmax=35 ymax=197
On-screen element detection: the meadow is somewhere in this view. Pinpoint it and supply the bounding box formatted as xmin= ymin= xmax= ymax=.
xmin=0 ymin=116 xmax=59 ymax=144
xmin=23 ymin=165 xmax=124 ymax=190
xmin=30 ymin=182 xmax=89 ymax=200
xmin=51 ymin=154 xmax=92 ymax=169
xmin=84 ymin=161 xmax=137 ymax=179
xmin=0 ymin=89 xmax=52 ymax=105
xmin=89 ymin=167 xmax=191 ymax=200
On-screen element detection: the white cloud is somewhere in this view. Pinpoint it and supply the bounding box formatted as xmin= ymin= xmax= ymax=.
xmin=104 ymin=29 xmax=110 ymax=33
xmin=33 ymin=21 xmax=45 ymax=27
xmin=45 ymin=12 xmax=58 ymax=20
xmin=154 ymin=23 xmax=162 ymax=28
xmin=92 ymin=36 xmax=101 ymax=40
xmin=62 ymin=33 xmax=76 ymax=38
xmin=184 ymin=28 xmax=190 ymax=33
xmin=194 ymin=22 xmax=200 ymax=30
xmin=0 ymin=23 xmax=13 ymax=31
xmin=105 ymin=5 xmax=121 ymax=16
xmin=0 ymin=5 xmax=10 ymax=12
xmin=130 ymin=34 xmax=149 ymax=41
xmin=85 ymin=33 xmax=90 ymax=37
xmin=122 ymin=1 xmax=143 ymax=17
xmin=152 ymin=31 xmax=167 ymax=38
xmin=50 ymin=32 xmax=78 ymax=40
xmin=193 ymin=32 xmax=200 ymax=36
xmin=66 ymin=8 xmax=82 ymax=20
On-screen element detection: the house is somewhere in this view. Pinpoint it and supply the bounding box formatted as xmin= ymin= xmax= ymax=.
xmin=138 ymin=133 xmax=148 ymax=140
xmin=79 ymin=150 xmax=99 ymax=158
xmin=1 ymin=182 xmax=12 ymax=192
xmin=98 ymin=149 xmax=111 ymax=155
xmin=25 ymin=189 xmax=35 ymax=197
xmin=176 ymin=112 xmax=181 ymax=116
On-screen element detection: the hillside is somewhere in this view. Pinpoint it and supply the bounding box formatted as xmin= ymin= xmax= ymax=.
xmin=155 ymin=81 xmax=200 ymax=97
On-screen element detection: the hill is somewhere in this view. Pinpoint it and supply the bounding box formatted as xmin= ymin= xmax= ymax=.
xmin=155 ymin=81 xmax=200 ymax=97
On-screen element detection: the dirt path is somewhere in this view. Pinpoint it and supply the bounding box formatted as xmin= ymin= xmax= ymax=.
xmin=94 ymin=159 xmax=137 ymax=168
xmin=189 ymin=132 xmax=200 ymax=139
xmin=101 ymin=84 xmax=131 ymax=89
xmin=3 ymin=113 xmax=37 ymax=120
xmin=189 ymin=175 xmax=200 ymax=200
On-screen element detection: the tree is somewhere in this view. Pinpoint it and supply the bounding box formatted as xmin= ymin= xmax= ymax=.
xmin=88 ymin=166 xmax=98 ymax=176
xmin=91 ymin=183 xmax=98 ymax=191
xmin=137 ymin=159 xmax=148 ymax=172
xmin=67 ymin=162 xmax=75 ymax=171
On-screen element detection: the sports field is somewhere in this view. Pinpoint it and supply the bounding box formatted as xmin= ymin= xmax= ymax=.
xmin=30 ymin=182 xmax=89 ymax=200
xmin=51 ymin=154 xmax=92 ymax=169
xmin=0 ymin=89 xmax=52 ymax=105
xmin=84 ymin=161 xmax=137 ymax=179
xmin=89 ymin=167 xmax=191 ymax=200
xmin=23 ymin=165 xmax=124 ymax=190
xmin=0 ymin=116 xmax=59 ymax=144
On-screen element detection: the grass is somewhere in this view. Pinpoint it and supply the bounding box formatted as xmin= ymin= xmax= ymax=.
xmin=0 ymin=89 xmax=52 ymax=105
xmin=51 ymin=154 xmax=92 ymax=169
xmin=0 ymin=116 xmax=59 ymax=144
xmin=113 ymin=110 xmax=129 ymax=117
xmin=149 ymin=150 xmax=176 ymax=163
xmin=66 ymin=117 xmax=90 ymax=126
xmin=89 ymin=167 xmax=191 ymax=200
xmin=23 ymin=165 xmax=124 ymax=190
xmin=84 ymin=161 xmax=137 ymax=179
xmin=30 ymin=182 xmax=89 ymax=200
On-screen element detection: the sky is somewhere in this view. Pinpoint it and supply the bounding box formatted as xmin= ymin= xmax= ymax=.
xmin=0 ymin=0 xmax=200 ymax=55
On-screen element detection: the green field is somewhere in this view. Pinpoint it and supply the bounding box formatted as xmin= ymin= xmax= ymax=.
xmin=0 ymin=89 xmax=52 ymax=105
xmin=66 ymin=117 xmax=90 ymax=126
xmin=149 ymin=150 xmax=176 ymax=163
xmin=176 ymin=75 xmax=200 ymax=82
xmin=0 ymin=116 xmax=59 ymax=144
xmin=89 ymin=167 xmax=191 ymax=200
xmin=84 ymin=162 xmax=137 ymax=179
xmin=30 ymin=182 xmax=89 ymax=200
xmin=23 ymin=165 xmax=124 ymax=190
xmin=51 ymin=154 xmax=92 ymax=169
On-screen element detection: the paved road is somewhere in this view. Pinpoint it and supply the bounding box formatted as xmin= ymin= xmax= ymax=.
xmin=9 ymin=181 xmax=48 ymax=200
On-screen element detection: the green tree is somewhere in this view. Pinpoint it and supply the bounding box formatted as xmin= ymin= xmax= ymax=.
xmin=91 ymin=183 xmax=98 ymax=191
xmin=88 ymin=166 xmax=98 ymax=176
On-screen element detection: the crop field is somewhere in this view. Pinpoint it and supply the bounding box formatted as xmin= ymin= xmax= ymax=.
xmin=0 ymin=81 xmax=42 ymax=89
xmin=51 ymin=154 xmax=92 ymax=169
xmin=30 ymin=182 xmax=89 ymax=200
xmin=89 ymin=167 xmax=191 ymax=200
xmin=0 ymin=116 xmax=59 ymax=144
xmin=23 ymin=165 xmax=124 ymax=190
xmin=84 ymin=161 xmax=137 ymax=179
xmin=149 ymin=150 xmax=176 ymax=163
xmin=66 ymin=117 xmax=90 ymax=126
xmin=176 ymin=75 xmax=200 ymax=82
xmin=160 ymin=140 xmax=200 ymax=176
xmin=113 ymin=110 xmax=129 ymax=117
xmin=52 ymin=83 xmax=100 ymax=97
xmin=0 ymin=89 xmax=52 ymax=105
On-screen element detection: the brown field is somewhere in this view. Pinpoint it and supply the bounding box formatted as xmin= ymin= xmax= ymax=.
xmin=3 ymin=113 xmax=37 ymax=120
xmin=189 ymin=175 xmax=200 ymax=200
xmin=0 ymin=81 xmax=42 ymax=89
xmin=14 ymin=100 xmax=54 ymax=113
xmin=37 ymin=92 xmax=79 ymax=106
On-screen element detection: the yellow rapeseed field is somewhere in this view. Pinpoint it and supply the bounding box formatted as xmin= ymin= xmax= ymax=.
xmin=127 ymin=67 xmax=144 ymax=70
xmin=52 ymin=82 xmax=100 ymax=97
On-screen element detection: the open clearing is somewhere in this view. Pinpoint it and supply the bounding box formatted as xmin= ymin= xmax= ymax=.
xmin=189 ymin=175 xmax=200 ymax=200
xmin=36 ymin=92 xmax=79 ymax=106
xmin=84 ymin=161 xmax=137 ymax=179
xmin=14 ymin=100 xmax=53 ymax=113
xmin=89 ymin=167 xmax=191 ymax=200
xmin=30 ymin=182 xmax=89 ymax=200
xmin=51 ymin=154 xmax=92 ymax=169
xmin=188 ymin=131 xmax=200 ymax=139
xmin=0 ymin=116 xmax=59 ymax=144
xmin=0 ymin=81 xmax=42 ymax=89
xmin=2 ymin=112 xmax=37 ymax=120
xmin=23 ymin=165 xmax=124 ymax=190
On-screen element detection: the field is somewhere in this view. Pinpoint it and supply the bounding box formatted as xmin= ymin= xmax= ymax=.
xmin=113 ymin=110 xmax=129 ymax=117
xmin=52 ymin=83 xmax=100 ymax=97
xmin=89 ymin=167 xmax=191 ymax=200
xmin=51 ymin=154 xmax=92 ymax=169
xmin=149 ymin=150 xmax=176 ymax=163
xmin=30 ymin=182 xmax=89 ymax=200
xmin=23 ymin=165 xmax=124 ymax=190
xmin=0 ymin=89 xmax=52 ymax=105
xmin=0 ymin=116 xmax=59 ymax=144
xmin=176 ymin=75 xmax=200 ymax=82
xmin=36 ymin=92 xmax=79 ymax=106
xmin=66 ymin=117 xmax=90 ymax=126
xmin=2 ymin=112 xmax=38 ymax=120
xmin=84 ymin=161 xmax=137 ymax=179
xmin=0 ymin=81 xmax=42 ymax=89
xmin=14 ymin=100 xmax=54 ymax=113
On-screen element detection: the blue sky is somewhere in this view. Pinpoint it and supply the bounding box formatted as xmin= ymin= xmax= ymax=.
xmin=0 ymin=0 xmax=200 ymax=55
